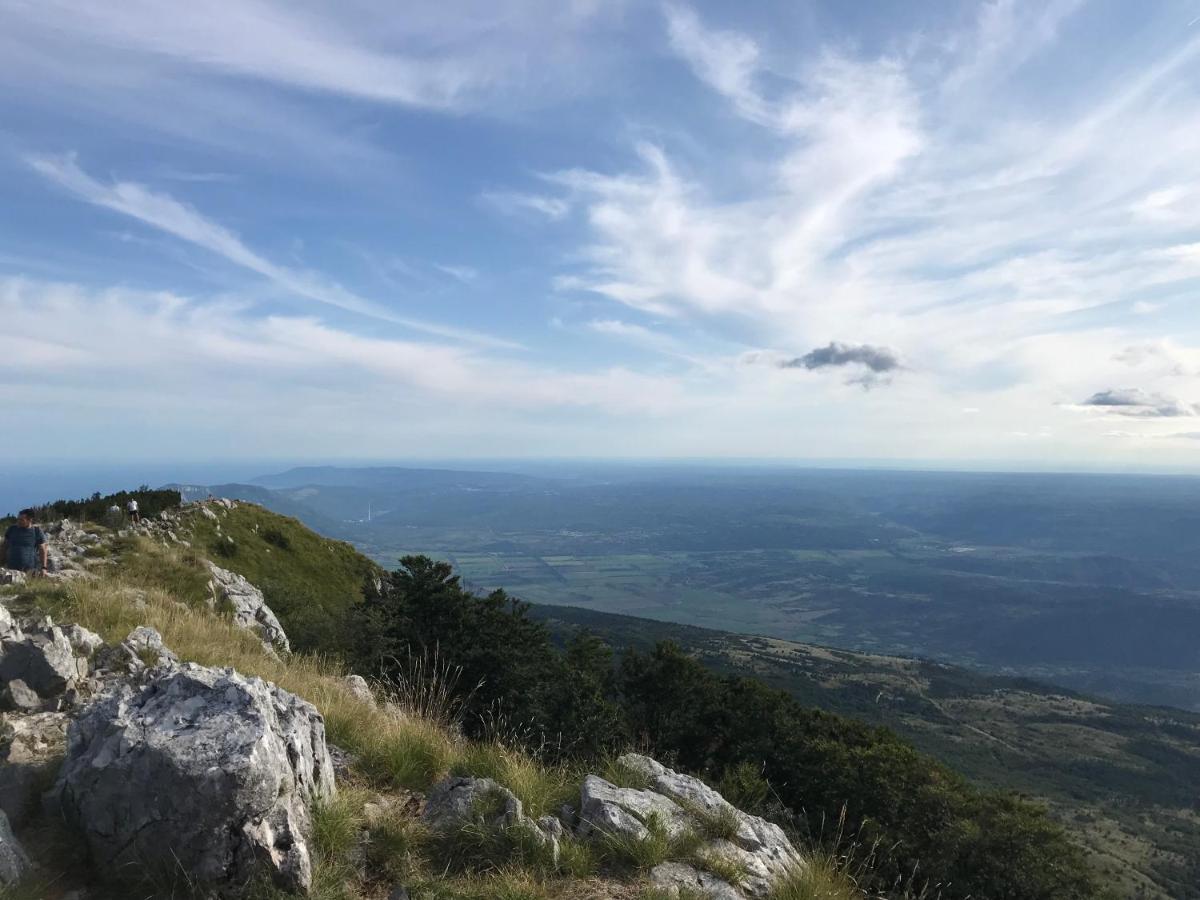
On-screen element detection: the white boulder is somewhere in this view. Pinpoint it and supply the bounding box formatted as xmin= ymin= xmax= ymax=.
xmin=53 ymin=662 xmax=336 ymax=896
xmin=207 ymin=562 xmax=290 ymax=653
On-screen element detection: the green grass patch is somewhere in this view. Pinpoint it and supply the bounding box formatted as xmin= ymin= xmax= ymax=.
xmin=180 ymin=504 xmax=381 ymax=652
xmin=351 ymin=715 xmax=457 ymax=791
xmin=364 ymin=803 xmax=430 ymax=882
xmin=692 ymin=847 xmax=746 ymax=886
xmin=108 ymin=536 xmax=213 ymax=607
xmin=598 ymin=755 xmax=652 ymax=791
xmin=405 ymin=871 xmax=553 ymax=900
xmin=766 ymin=858 xmax=861 ymax=900
xmin=595 ymin=812 xmax=702 ymax=873
xmin=430 ymin=818 xmax=559 ymax=877
xmin=555 ymin=837 xmax=599 ymax=879
xmin=452 ymin=743 xmax=578 ymax=819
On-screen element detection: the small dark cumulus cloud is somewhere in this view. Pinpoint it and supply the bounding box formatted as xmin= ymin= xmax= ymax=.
xmin=781 ymin=342 xmax=901 ymax=373
xmin=1080 ymin=388 xmax=1197 ymax=418
xmin=778 ymin=342 xmax=902 ymax=388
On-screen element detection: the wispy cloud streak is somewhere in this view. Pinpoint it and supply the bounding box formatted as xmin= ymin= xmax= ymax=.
xmin=27 ymin=155 xmax=519 ymax=349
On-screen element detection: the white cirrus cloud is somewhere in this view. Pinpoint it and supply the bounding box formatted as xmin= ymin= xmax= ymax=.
xmin=27 ymin=154 xmax=519 ymax=349
xmin=0 ymin=276 xmax=687 ymax=417
xmin=481 ymin=191 xmax=572 ymax=221
xmin=1 ymin=0 xmax=619 ymax=112
xmin=512 ymin=2 xmax=1200 ymax=419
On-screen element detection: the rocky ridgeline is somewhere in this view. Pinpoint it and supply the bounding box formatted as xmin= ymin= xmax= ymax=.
xmin=0 ymin=503 xmax=807 ymax=898
xmin=2 ymin=500 xmax=291 ymax=654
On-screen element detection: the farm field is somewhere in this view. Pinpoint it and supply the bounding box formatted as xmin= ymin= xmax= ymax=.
xmin=187 ymin=464 xmax=1200 ymax=711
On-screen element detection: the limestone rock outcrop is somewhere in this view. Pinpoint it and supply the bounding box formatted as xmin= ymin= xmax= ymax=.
xmin=649 ymin=861 xmax=744 ymax=900
xmin=577 ymin=773 xmax=692 ymax=840
xmin=423 ymin=776 xmax=560 ymax=865
xmin=90 ymin=625 xmax=178 ymax=681
xmin=0 ymin=616 xmax=89 ymax=710
xmin=53 ymin=661 xmax=336 ymax=896
xmin=576 ymin=754 xmax=804 ymax=899
xmin=343 ymin=674 xmax=375 ymax=706
xmin=207 ymin=562 xmax=291 ymax=653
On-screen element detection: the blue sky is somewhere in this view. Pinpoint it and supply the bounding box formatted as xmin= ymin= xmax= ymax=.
xmin=3 ymin=0 xmax=1200 ymax=468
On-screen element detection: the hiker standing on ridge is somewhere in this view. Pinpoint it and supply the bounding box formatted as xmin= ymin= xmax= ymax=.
xmin=127 ymin=497 xmax=141 ymax=524
xmin=2 ymin=508 xmax=48 ymax=576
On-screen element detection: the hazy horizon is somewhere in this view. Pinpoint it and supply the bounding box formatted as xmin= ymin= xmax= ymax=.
xmin=7 ymin=455 xmax=1200 ymax=517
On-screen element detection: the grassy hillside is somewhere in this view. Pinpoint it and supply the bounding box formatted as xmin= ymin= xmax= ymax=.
xmin=532 ymin=605 xmax=1200 ymax=900
xmin=0 ymin=500 xmax=1111 ymax=899
xmin=167 ymin=482 xmax=352 ymax=538
xmin=1 ymin=532 xmax=861 ymax=900
xmin=119 ymin=501 xmax=381 ymax=653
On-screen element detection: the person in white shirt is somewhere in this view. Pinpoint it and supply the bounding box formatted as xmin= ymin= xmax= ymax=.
xmin=126 ymin=498 xmax=141 ymax=524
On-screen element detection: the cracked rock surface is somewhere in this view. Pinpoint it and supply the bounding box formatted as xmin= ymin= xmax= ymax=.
xmin=53 ymin=661 xmax=336 ymax=897
xmin=577 ymin=754 xmax=804 ymax=899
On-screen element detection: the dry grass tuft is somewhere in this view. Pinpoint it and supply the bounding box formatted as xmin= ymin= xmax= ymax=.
xmin=378 ymin=646 xmax=483 ymax=729
xmin=767 ymin=858 xmax=863 ymax=900
xmin=453 ymin=741 xmax=578 ymax=819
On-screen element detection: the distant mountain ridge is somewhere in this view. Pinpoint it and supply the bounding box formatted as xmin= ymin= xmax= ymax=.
xmin=248 ymin=465 xmax=547 ymax=491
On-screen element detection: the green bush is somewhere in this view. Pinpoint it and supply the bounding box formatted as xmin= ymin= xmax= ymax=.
xmin=181 ymin=504 xmax=380 ymax=652
xmin=261 ymin=527 xmax=291 ymax=550
xmin=617 ymin=642 xmax=1100 ymax=900
xmin=350 ymin=556 xmax=623 ymax=755
xmin=346 ymin=552 xmax=1102 ymax=900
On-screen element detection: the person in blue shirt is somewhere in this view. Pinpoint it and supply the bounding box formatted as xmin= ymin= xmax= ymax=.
xmin=2 ymin=509 xmax=48 ymax=575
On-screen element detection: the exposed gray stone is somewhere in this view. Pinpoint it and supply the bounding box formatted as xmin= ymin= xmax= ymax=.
xmin=207 ymin=562 xmax=290 ymax=653
xmin=120 ymin=625 xmax=178 ymax=671
xmin=577 ymin=774 xmax=691 ymax=842
xmin=423 ymin=776 xmax=558 ymax=865
xmin=0 ymin=679 xmax=42 ymax=712
xmin=423 ymin=776 xmax=525 ymax=830
xmin=0 ymin=808 xmax=30 ymax=886
xmin=0 ymin=570 xmax=26 ymax=586
xmin=537 ymin=814 xmax=564 ymax=841
xmin=54 ymin=662 xmax=336 ymax=897
xmin=328 ymin=743 xmax=357 ymax=780
xmin=343 ymin=674 xmax=375 ymax=706
xmin=0 ymin=607 xmax=18 ymax=640
xmin=558 ymin=803 xmax=577 ymax=830
xmin=572 ymin=755 xmax=804 ymax=898
xmin=615 ymin=755 xmax=804 ymax=898
xmin=63 ymin=623 xmax=104 ymax=657
xmin=649 ymin=861 xmax=743 ymax=900
xmin=0 ymin=618 xmax=87 ymax=701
